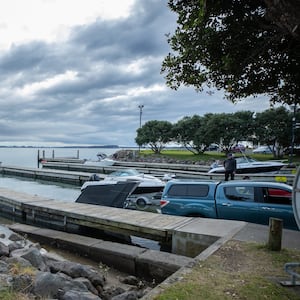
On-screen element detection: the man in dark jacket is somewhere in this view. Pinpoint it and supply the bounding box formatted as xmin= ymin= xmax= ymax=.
xmin=224 ymin=153 xmax=237 ymax=181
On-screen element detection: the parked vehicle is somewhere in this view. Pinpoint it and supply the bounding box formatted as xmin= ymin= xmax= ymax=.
xmin=253 ymin=146 xmax=273 ymax=154
xmin=206 ymin=143 xmax=219 ymax=151
xmin=230 ymin=144 xmax=246 ymax=152
xmin=160 ymin=180 xmax=299 ymax=230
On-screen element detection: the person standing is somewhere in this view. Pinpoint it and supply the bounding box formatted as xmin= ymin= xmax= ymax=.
xmin=224 ymin=153 xmax=237 ymax=181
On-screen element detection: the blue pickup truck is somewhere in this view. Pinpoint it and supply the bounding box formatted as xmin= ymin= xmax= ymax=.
xmin=160 ymin=180 xmax=299 ymax=230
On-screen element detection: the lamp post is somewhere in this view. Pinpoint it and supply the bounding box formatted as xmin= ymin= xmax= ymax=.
xmin=138 ymin=104 xmax=144 ymax=128
xmin=138 ymin=105 xmax=144 ymax=152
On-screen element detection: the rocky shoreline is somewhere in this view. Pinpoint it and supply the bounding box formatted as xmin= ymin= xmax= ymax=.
xmin=112 ymin=149 xmax=213 ymax=166
xmin=0 ymin=225 xmax=153 ymax=300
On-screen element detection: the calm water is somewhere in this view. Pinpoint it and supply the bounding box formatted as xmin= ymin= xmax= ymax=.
xmin=0 ymin=147 xmax=161 ymax=250
xmin=0 ymin=147 xmax=119 ymax=201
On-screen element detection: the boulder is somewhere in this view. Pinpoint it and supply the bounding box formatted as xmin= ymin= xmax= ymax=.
xmin=33 ymin=271 xmax=89 ymax=298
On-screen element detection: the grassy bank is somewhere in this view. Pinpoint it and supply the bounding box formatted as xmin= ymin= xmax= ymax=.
xmin=138 ymin=149 xmax=300 ymax=166
xmin=153 ymin=240 xmax=300 ymax=300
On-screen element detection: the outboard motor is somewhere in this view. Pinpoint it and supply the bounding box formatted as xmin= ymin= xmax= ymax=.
xmin=89 ymin=174 xmax=100 ymax=181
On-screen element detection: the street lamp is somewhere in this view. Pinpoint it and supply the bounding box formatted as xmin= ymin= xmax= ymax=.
xmin=138 ymin=104 xmax=144 ymax=128
xmin=138 ymin=105 xmax=144 ymax=153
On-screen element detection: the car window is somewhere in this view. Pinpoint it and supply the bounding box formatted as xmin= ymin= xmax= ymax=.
xmin=167 ymin=184 xmax=209 ymax=197
xmin=224 ymin=186 xmax=254 ymax=202
xmin=264 ymin=188 xmax=292 ymax=205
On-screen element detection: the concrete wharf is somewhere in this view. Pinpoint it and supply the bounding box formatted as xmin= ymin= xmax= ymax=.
xmin=0 ymin=187 xmax=246 ymax=257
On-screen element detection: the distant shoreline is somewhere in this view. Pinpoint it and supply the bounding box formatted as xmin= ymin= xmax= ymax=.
xmin=0 ymin=145 xmax=120 ymax=149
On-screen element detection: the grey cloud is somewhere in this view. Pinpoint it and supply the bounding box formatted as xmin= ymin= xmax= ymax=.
xmin=0 ymin=0 xmax=269 ymax=146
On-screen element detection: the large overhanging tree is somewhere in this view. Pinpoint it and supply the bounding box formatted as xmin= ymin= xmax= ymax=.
xmin=162 ymin=0 xmax=300 ymax=105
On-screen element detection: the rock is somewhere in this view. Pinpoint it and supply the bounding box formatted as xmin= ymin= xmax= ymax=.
xmin=12 ymin=273 xmax=34 ymax=293
xmin=74 ymin=277 xmax=99 ymax=295
xmin=10 ymin=246 xmax=49 ymax=272
xmin=121 ymin=275 xmax=139 ymax=285
xmin=0 ymin=273 xmax=13 ymax=289
xmin=33 ymin=271 xmax=89 ymax=298
xmin=0 ymin=260 xmax=8 ymax=273
xmin=48 ymin=260 xmax=106 ymax=287
xmin=111 ymin=290 xmax=139 ymax=300
xmin=0 ymin=225 xmax=152 ymax=299
xmin=8 ymin=232 xmax=23 ymax=242
xmin=0 ymin=241 xmax=9 ymax=257
xmin=4 ymin=256 xmax=34 ymax=268
xmin=8 ymin=241 xmax=25 ymax=252
xmin=101 ymin=286 xmax=126 ymax=300
xmin=61 ymin=289 xmax=101 ymax=300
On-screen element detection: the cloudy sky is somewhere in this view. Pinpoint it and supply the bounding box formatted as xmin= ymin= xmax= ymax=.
xmin=0 ymin=0 xmax=271 ymax=147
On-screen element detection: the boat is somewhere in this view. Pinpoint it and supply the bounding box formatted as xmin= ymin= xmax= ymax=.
xmin=208 ymin=155 xmax=286 ymax=174
xmin=83 ymin=152 xmax=115 ymax=167
xmin=79 ymin=168 xmax=166 ymax=208
xmin=76 ymin=180 xmax=139 ymax=208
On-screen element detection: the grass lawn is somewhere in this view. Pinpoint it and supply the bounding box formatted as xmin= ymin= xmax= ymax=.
xmin=152 ymin=241 xmax=300 ymax=300
xmin=139 ymin=149 xmax=300 ymax=165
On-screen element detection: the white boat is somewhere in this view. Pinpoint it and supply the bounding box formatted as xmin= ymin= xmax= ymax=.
xmin=79 ymin=168 xmax=165 ymax=208
xmin=83 ymin=152 xmax=115 ymax=167
xmin=208 ymin=156 xmax=285 ymax=174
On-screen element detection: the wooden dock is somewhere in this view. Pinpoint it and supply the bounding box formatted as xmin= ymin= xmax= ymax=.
xmin=0 ymin=164 xmax=93 ymax=185
xmin=1 ymin=162 xmax=296 ymax=185
xmin=0 ymin=187 xmax=246 ymax=257
xmin=0 ymin=187 xmax=191 ymax=242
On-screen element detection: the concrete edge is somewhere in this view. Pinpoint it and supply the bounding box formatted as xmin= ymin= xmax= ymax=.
xmin=141 ymin=221 xmax=248 ymax=299
xmin=8 ymin=223 xmax=194 ymax=282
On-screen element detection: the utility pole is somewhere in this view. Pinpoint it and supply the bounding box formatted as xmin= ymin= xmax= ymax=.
xmin=138 ymin=105 xmax=144 ymax=152
xmin=138 ymin=104 xmax=144 ymax=128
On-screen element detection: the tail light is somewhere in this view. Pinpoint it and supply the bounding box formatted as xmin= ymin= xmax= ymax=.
xmin=160 ymin=199 xmax=169 ymax=208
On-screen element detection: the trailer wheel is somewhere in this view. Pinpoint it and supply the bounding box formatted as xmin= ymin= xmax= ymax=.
xmin=136 ymin=197 xmax=148 ymax=209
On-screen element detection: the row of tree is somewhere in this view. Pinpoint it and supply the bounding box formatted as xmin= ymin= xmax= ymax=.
xmin=135 ymin=106 xmax=300 ymax=157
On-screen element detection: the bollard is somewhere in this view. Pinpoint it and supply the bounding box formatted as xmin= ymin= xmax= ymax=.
xmin=268 ymin=217 xmax=283 ymax=251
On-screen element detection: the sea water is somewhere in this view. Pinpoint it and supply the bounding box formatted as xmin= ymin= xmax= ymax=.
xmin=0 ymin=147 xmax=118 ymax=201
xmin=0 ymin=147 xmax=161 ymax=250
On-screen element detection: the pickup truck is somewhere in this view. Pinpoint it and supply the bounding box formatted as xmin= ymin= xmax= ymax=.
xmin=160 ymin=180 xmax=299 ymax=230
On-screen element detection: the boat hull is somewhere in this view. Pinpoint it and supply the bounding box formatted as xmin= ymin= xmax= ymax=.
xmin=76 ymin=181 xmax=139 ymax=208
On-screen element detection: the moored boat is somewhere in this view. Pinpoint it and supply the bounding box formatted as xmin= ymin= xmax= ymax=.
xmin=208 ymin=155 xmax=285 ymax=174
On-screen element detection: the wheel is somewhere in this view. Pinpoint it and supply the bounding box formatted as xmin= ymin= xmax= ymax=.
xmin=136 ymin=197 xmax=148 ymax=209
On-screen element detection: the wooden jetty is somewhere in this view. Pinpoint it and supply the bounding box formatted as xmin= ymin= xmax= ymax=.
xmin=0 ymin=187 xmax=246 ymax=257
xmin=0 ymin=164 xmax=92 ymax=185
xmin=1 ymin=161 xmax=296 ymax=185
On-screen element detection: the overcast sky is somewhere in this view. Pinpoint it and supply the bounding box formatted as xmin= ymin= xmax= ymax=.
xmin=0 ymin=0 xmax=272 ymax=147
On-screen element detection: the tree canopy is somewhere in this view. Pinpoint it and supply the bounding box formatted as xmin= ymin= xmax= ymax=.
xmin=135 ymin=107 xmax=299 ymax=158
xmin=162 ymin=0 xmax=300 ymax=105
xmin=135 ymin=120 xmax=173 ymax=154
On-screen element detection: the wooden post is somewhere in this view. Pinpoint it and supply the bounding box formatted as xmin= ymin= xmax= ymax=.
xmin=37 ymin=150 xmax=40 ymax=168
xmin=268 ymin=218 xmax=283 ymax=251
xmin=77 ymin=150 xmax=79 ymax=159
xmin=52 ymin=150 xmax=55 ymax=158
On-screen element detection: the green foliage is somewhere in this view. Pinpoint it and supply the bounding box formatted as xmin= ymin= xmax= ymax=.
xmin=135 ymin=120 xmax=173 ymax=154
xmin=162 ymin=0 xmax=300 ymax=105
xmin=172 ymin=115 xmax=208 ymax=154
xmin=135 ymin=107 xmax=297 ymax=158
xmin=255 ymin=107 xmax=291 ymax=156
